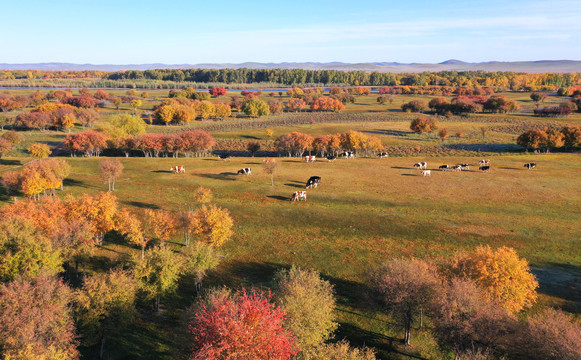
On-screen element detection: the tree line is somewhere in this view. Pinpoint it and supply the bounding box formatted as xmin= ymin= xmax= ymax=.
xmin=104 ymin=69 xmax=581 ymax=88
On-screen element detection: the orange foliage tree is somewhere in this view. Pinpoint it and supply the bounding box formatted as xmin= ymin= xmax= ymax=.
xmin=144 ymin=208 xmax=178 ymax=246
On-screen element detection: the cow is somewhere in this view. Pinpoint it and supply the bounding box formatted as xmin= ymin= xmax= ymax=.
xmin=290 ymin=191 xmax=307 ymax=201
xmin=219 ymin=154 xmax=231 ymax=160
xmin=479 ymin=159 xmax=490 ymax=166
xmin=326 ymin=155 xmax=337 ymax=162
xmin=414 ymin=162 xmax=427 ymax=170
xmin=452 ymin=165 xmax=463 ymax=172
xmin=304 ymin=155 xmax=316 ymax=162
xmin=306 ymin=176 xmax=321 ymax=189
xmin=439 ymin=165 xmax=449 ymax=171
xmin=421 ymin=170 xmax=431 ymax=177
xmin=342 ymin=151 xmax=355 ymax=159
xmin=524 ymin=162 xmax=536 ymax=170
xmin=479 ymin=165 xmax=490 ymax=172
xmin=378 ymin=152 xmax=389 ymax=159
xmin=460 ymin=164 xmax=470 ymax=170
xmin=170 ymin=166 xmax=185 ymax=174
xmin=237 ymin=168 xmax=252 ymax=176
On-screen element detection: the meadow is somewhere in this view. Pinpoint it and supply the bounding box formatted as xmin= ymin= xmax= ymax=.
xmin=0 ymin=87 xmax=580 ymax=359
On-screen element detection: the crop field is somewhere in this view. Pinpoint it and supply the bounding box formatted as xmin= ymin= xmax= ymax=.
xmin=0 ymin=87 xmax=580 ymax=359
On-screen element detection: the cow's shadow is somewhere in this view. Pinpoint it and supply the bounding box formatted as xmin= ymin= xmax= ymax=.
xmin=152 ymin=170 xmax=172 ymax=173
xmin=267 ymin=195 xmax=289 ymax=201
xmin=391 ymin=166 xmax=410 ymax=170
xmin=243 ymin=162 xmax=261 ymax=165
xmin=285 ymin=183 xmax=305 ymax=189
xmin=401 ymin=173 xmax=417 ymax=177
xmin=499 ymin=166 xmax=520 ymax=170
xmin=197 ymin=172 xmax=237 ymax=181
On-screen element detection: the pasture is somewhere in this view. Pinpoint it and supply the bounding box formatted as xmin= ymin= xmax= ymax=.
xmin=3 ymin=152 xmax=579 ymax=358
xmin=1 ymin=87 xmax=580 ymax=359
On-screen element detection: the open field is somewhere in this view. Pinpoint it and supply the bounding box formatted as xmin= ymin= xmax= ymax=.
xmin=1 ymin=86 xmax=580 ymax=359
xmin=2 ymin=153 xmax=580 ymax=358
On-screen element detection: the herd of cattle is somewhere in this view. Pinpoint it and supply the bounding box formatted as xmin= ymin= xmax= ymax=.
xmin=169 ymin=152 xmax=538 ymax=200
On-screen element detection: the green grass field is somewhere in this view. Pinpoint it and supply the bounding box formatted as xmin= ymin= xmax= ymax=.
xmin=0 ymin=89 xmax=580 ymax=359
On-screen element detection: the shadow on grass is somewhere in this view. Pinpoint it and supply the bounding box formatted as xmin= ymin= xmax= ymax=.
xmin=361 ymin=129 xmax=411 ymax=137
xmin=152 ymin=170 xmax=172 ymax=173
xmin=285 ymin=183 xmax=305 ymax=189
xmin=0 ymin=159 xmax=21 ymax=166
xmin=391 ymin=166 xmax=410 ymax=170
xmin=243 ymin=162 xmax=261 ymax=165
xmin=63 ymin=178 xmax=94 ymax=189
xmin=241 ymin=135 xmax=261 ymax=139
xmin=442 ymin=143 xmax=522 ymax=153
xmin=267 ymin=195 xmax=290 ymax=201
xmin=531 ymin=263 xmax=581 ymax=313
xmin=196 ymin=173 xmax=237 ymax=181
xmin=498 ymin=166 xmax=521 ymax=170
xmin=401 ymin=174 xmax=417 ymax=177
xmin=123 ymin=201 xmax=161 ymax=209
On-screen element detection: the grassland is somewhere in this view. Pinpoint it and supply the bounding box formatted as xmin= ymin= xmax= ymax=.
xmin=0 ymin=88 xmax=580 ymax=359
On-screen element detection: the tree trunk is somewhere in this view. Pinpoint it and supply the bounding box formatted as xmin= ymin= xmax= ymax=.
xmin=271 ymin=174 xmax=274 ymax=186
xmin=141 ymin=245 xmax=145 ymax=260
xmin=420 ymin=309 xmax=424 ymax=330
xmin=99 ymin=336 xmax=106 ymax=360
xmin=154 ymin=295 xmax=160 ymax=312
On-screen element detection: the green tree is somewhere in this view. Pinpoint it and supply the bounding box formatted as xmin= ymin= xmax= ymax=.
xmin=242 ymin=98 xmax=270 ymax=117
xmin=109 ymin=113 xmax=147 ymax=136
xmin=75 ymin=269 xmax=137 ymax=359
xmin=273 ymin=266 xmax=337 ymax=350
xmin=0 ymin=217 xmax=62 ymax=282
xmin=133 ymin=246 xmax=184 ymax=312
xmin=181 ymin=242 xmax=220 ymax=294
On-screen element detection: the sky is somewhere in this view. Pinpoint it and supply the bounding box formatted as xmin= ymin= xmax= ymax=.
xmin=0 ymin=0 xmax=579 ymax=64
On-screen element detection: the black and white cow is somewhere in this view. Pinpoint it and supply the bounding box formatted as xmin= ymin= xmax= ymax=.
xmin=377 ymin=152 xmax=389 ymax=159
xmin=326 ymin=155 xmax=337 ymax=162
xmin=219 ymin=154 xmax=231 ymax=160
xmin=524 ymin=162 xmax=536 ymax=170
xmin=452 ymin=164 xmax=463 ymax=172
xmin=342 ymin=151 xmax=355 ymax=159
xmin=460 ymin=164 xmax=470 ymax=170
xmin=479 ymin=159 xmax=490 ymax=166
xmin=479 ymin=165 xmax=490 ymax=172
xmin=414 ymin=162 xmax=427 ymax=170
xmin=237 ymin=168 xmax=252 ymax=176
xmin=306 ymin=176 xmax=321 ymax=189
xmin=439 ymin=165 xmax=449 ymax=171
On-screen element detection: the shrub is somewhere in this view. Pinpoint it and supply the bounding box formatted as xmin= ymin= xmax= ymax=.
xmin=410 ymin=116 xmax=438 ymax=134
xmin=401 ymin=100 xmax=427 ymax=113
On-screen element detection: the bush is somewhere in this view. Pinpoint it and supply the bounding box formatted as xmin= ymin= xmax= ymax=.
xmin=410 ymin=116 xmax=438 ymax=134
xmin=401 ymin=100 xmax=427 ymax=113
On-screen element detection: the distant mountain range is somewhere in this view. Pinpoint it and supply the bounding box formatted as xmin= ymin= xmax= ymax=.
xmin=0 ymin=60 xmax=579 ymax=73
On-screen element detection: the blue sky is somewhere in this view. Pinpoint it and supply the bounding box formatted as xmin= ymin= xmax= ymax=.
xmin=0 ymin=0 xmax=579 ymax=64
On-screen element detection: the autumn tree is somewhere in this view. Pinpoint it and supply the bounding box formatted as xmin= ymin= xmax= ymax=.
xmin=0 ymin=273 xmax=79 ymax=360
xmin=273 ymin=266 xmax=337 ymax=350
xmin=115 ymin=208 xmax=149 ymax=259
xmin=66 ymin=192 xmax=119 ymax=245
xmin=285 ymin=97 xmax=307 ymax=112
xmin=194 ymin=186 xmax=213 ymax=204
xmin=133 ymin=246 xmax=184 ymax=311
xmin=369 ymin=258 xmax=441 ymax=345
xmin=432 ymin=278 xmax=515 ymax=357
xmin=99 ymin=158 xmax=123 ymax=191
xmin=268 ymin=100 xmax=284 ymax=114
xmin=130 ymin=99 xmax=142 ymax=112
xmin=262 ymin=158 xmax=279 ymax=186
xmin=94 ymin=89 xmax=110 ymax=100
xmin=181 ymin=242 xmax=220 ymax=294
xmin=247 ymin=141 xmax=261 ymax=156
xmin=191 ymin=204 xmax=234 ymax=247
xmin=75 ymin=108 xmax=100 ymax=127
xmin=209 ymin=87 xmax=227 ymax=96
xmin=511 ymin=308 xmax=581 ymax=360
xmin=275 ymin=132 xmax=314 ymax=157
xmin=439 ymin=128 xmax=450 ymax=141
xmin=301 ymin=341 xmax=376 ymax=360
xmin=27 ymin=143 xmax=51 ymax=159
xmin=189 ymin=288 xmax=298 ymax=359
xmin=410 ymin=116 xmax=438 ymax=134
xmin=530 ymin=92 xmax=547 ymax=106
xmin=75 ymin=269 xmax=137 ymax=359
xmin=0 ymin=217 xmax=63 ymax=282
xmin=242 ymin=98 xmax=270 ymax=117
xmin=562 ymin=126 xmax=581 ymax=148
xmin=110 ymin=96 xmax=122 ymax=110
xmin=144 ymin=208 xmax=178 ymax=246
xmin=109 ymin=113 xmax=146 ymax=137
xmin=1 ymin=130 xmax=23 ymax=146
xmin=447 ymin=245 xmax=538 ymax=313
xmin=401 ymin=100 xmax=428 ymax=113
xmin=64 ymin=130 xmax=108 ymax=157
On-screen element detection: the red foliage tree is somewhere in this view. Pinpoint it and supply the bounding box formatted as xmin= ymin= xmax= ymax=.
xmin=189 ymin=289 xmax=298 ymax=359
xmin=310 ymin=97 xmax=345 ymax=112
xmin=209 ymin=87 xmax=227 ymax=97
xmin=61 ymin=95 xmax=99 ymax=108
xmin=64 ymin=130 xmax=108 ymax=157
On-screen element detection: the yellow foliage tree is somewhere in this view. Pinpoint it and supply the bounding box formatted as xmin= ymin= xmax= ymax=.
xmin=192 ymin=204 xmax=234 ymax=247
xmin=27 ymin=143 xmax=51 ymax=159
xmin=144 ymin=208 xmax=178 ymax=246
xmin=449 ymin=245 xmax=538 ymax=313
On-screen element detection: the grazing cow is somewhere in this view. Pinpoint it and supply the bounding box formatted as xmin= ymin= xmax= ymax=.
xmin=524 ymin=162 xmax=536 ymax=170
xmin=439 ymin=165 xmax=449 ymax=171
xmin=378 ymin=152 xmax=389 ymax=159
xmin=414 ymin=162 xmax=427 ymax=170
xmin=170 ymin=166 xmax=185 ymax=174
xmin=452 ymin=165 xmax=463 ymax=172
xmin=237 ymin=168 xmax=252 ymax=176
xmin=479 ymin=165 xmax=490 ymax=172
xmin=306 ymin=176 xmax=321 ymax=189
xmin=219 ymin=154 xmax=231 ymax=160
xmin=290 ymin=191 xmax=307 ymax=201
xmin=342 ymin=151 xmax=355 ymax=159
xmin=326 ymin=155 xmax=337 ymax=162
xmin=304 ymin=155 xmax=316 ymax=162
xmin=479 ymin=159 xmax=490 ymax=166
xmin=421 ymin=170 xmax=431 ymax=177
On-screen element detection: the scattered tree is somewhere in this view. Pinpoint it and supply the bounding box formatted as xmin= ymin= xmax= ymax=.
xmin=99 ymin=158 xmax=124 ymax=191
xmin=262 ymin=158 xmax=279 ymax=186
